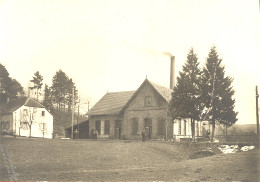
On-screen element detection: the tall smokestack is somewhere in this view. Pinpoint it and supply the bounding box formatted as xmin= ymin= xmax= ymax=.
xmin=170 ymin=56 xmax=175 ymax=89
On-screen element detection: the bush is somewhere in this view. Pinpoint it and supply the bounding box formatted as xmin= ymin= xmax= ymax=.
xmin=190 ymin=150 xmax=215 ymax=159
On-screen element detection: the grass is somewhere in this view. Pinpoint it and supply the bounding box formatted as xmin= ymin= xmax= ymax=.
xmin=0 ymin=136 xmax=259 ymax=181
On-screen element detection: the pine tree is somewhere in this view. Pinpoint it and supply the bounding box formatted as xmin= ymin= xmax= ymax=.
xmin=169 ymin=48 xmax=202 ymax=139
xmin=43 ymin=84 xmax=53 ymax=112
xmin=51 ymin=70 xmax=68 ymax=110
xmin=30 ymin=71 xmax=43 ymax=101
xmin=202 ymin=46 xmax=238 ymax=141
xmin=65 ymin=78 xmax=78 ymax=112
xmin=51 ymin=70 xmax=78 ymax=111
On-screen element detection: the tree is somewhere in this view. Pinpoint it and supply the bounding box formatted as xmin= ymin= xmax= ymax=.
xmin=8 ymin=78 xmax=25 ymax=98
xmin=0 ymin=63 xmax=24 ymax=100
xmin=0 ymin=107 xmax=8 ymax=138
xmin=30 ymin=71 xmax=43 ymax=101
xmin=65 ymin=78 xmax=78 ymax=112
xmin=43 ymin=84 xmax=53 ymax=112
xmin=51 ymin=70 xmax=78 ymax=111
xmin=169 ymin=48 xmax=203 ymax=139
xmin=51 ymin=70 xmax=68 ymax=110
xmin=201 ymin=46 xmax=238 ymax=141
xmin=22 ymin=107 xmax=38 ymax=138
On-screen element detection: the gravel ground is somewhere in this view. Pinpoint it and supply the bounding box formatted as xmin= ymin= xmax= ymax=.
xmin=0 ymin=137 xmax=259 ymax=181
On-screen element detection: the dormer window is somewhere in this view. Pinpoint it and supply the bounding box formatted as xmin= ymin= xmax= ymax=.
xmin=145 ymin=96 xmax=152 ymax=107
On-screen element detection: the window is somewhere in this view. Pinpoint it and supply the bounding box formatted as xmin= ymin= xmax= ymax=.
xmin=42 ymin=111 xmax=45 ymax=116
xmin=39 ymin=123 xmax=46 ymax=131
xmin=20 ymin=121 xmax=29 ymax=130
xmin=104 ymin=120 xmax=110 ymax=135
xmin=131 ymin=118 xmax=138 ymax=135
xmin=23 ymin=109 xmax=28 ymax=116
xmin=157 ymin=118 xmax=165 ymax=135
xmin=145 ymin=96 xmax=152 ymax=107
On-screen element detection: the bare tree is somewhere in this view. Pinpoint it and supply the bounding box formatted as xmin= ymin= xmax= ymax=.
xmin=22 ymin=107 xmax=38 ymax=138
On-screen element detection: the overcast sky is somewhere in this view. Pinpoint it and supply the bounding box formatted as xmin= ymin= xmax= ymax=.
xmin=0 ymin=0 xmax=259 ymax=124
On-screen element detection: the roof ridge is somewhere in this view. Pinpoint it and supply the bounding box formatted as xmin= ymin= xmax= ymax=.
xmin=148 ymin=79 xmax=172 ymax=91
xmin=24 ymin=97 xmax=30 ymax=105
xmin=146 ymin=79 xmax=172 ymax=103
xmin=107 ymin=90 xmax=136 ymax=94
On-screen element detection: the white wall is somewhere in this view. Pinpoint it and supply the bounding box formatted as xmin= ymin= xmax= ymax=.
xmin=12 ymin=106 xmax=53 ymax=139
xmin=173 ymin=118 xmax=206 ymax=141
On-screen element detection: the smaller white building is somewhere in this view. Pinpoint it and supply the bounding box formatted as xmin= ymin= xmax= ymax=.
xmin=3 ymin=97 xmax=53 ymax=139
xmin=173 ymin=118 xmax=208 ymax=141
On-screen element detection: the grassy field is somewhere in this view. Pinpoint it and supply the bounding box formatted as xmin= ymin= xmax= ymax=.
xmin=0 ymin=137 xmax=259 ymax=181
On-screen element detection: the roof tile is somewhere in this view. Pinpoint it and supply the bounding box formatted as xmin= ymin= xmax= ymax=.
xmin=87 ymin=79 xmax=173 ymax=116
xmin=1 ymin=97 xmax=45 ymax=114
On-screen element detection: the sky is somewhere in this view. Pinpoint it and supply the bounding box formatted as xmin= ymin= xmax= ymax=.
xmin=0 ymin=0 xmax=259 ymax=124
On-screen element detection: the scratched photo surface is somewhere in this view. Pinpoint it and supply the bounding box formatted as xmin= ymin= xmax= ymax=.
xmin=0 ymin=0 xmax=260 ymax=181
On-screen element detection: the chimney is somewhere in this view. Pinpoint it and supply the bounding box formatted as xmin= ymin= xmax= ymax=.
xmin=170 ymin=56 xmax=175 ymax=89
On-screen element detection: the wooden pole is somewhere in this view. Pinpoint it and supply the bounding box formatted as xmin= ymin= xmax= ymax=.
xmin=165 ymin=112 xmax=168 ymax=141
xmin=14 ymin=111 xmax=16 ymax=139
xmin=71 ymin=87 xmax=74 ymax=139
xmin=256 ymin=86 xmax=259 ymax=148
xmin=77 ymin=97 xmax=80 ymax=131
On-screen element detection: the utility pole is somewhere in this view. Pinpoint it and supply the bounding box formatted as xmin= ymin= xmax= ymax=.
xmin=71 ymin=87 xmax=74 ymax=139
xmin=256 ymin=86 xmax=259 ymax=148
xmin=210 ymin=62 xmax=217 ymax=142
xmin=77 ymin=97 xmax=80 ymax=131
xmin=14 ymin=111 xmax=16 ymax=139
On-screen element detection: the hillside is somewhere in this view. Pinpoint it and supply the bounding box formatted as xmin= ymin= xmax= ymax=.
xmin=52 ymin=109 xmax=88 ymax=137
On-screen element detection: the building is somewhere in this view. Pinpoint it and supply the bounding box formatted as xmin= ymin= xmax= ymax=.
xmin=87 ymin=78 xmax=173 ymax=140
xmin=87 ymin=56 xmax=206 ymax=141
xmin=1 ymin=97 xmax=53 ymax=138
xmin=65 ymin=120 xmax=89 ymax=139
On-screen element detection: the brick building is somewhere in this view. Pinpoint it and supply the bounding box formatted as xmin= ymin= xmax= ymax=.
xmin=87 ymin=79 xmax=173 ymax=140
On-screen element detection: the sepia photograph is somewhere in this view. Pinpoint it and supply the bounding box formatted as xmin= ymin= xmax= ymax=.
xmin=0 ymin=0 xmax=260 ymax=181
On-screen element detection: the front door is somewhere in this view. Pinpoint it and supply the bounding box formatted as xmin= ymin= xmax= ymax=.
xmin=114 ymin=120 xmax=122 ymax=139
xmin=144 ymin=118 xmax=152 ymax=139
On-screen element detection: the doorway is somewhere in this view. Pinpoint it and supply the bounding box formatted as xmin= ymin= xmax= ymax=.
xmin=114 ymin=120 xmax=122 ymax=139
xmin=144 ymin=118 xmax=152 ymax=139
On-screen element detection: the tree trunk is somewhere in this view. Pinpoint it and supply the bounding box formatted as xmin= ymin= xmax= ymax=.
xmin=211 ymin=97 xmax=216 ymax=142
xmin=36 ymin=87 xmax=39 ymax=101
xmin=211 ymin=108 xmax=216 ymax=142
xmin=225 ymin=125 xmax=228 ymax=142
xmin=191 ymin=118 xmax=195 ymax=142
xmin=0 ymin=123 xmax=2 ymax=138
xmin=29 ymin=125 xmax=32 ymax=138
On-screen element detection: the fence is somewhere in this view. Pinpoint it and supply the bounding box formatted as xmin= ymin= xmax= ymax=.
xmin=215 ymin=135 xmax=257 ymax=143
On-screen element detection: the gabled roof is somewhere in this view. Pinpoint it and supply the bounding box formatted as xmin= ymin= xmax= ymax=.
xmin=2 ymin=97 xmax=45 ymax=114
xmin=121 ymin=79 xmax=172 ymax=111
xmin=87 ymin=91 xmax=135 ymax=115
xmin=87 ymin=79 xmax=173 ymax=116
xmin=149 ymin=80 xmax=172 ymax=102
